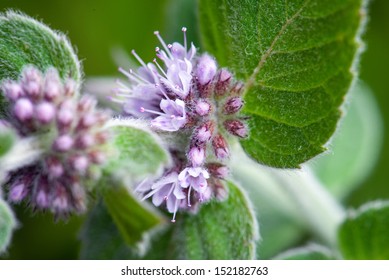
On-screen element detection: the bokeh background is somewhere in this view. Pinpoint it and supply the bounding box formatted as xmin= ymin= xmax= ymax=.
xmin=0 ymin=0 xmax=388 ymax=259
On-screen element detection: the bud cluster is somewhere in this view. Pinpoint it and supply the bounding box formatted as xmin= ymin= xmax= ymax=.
xmin=113 ymin=28 xmax=247 ymax=221
xmin=1 ymin=66 xmax=110 ymax=217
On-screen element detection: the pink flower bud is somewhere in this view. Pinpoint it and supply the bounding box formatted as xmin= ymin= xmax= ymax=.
xmin=231 ymin=81 xmax=244 ymax=95
xmin=35 ymin=102 xmax=56 ymax=124
xmin=14 ymin=98 xmax=34 ymax=121
xmin=54 ymin=135 xmax=74 ymax=152
xmin=46 ymin=157 xmax=64 ymax=178
xmin=3 ymin=82 xmax=23 ymax=101
xmin=9 ymin=183 xmax=28 ymax=202
xmin=195 ymin=100 xmax=211 ymax=116
xmin=196 ymin=54 xmax=217 ymax=85
xmin=212 ymin=134 xmax=229 ymax=160
xmin=188 ymin=146 xmax=206 ymax=167
xmin=71 ymin=155 xmax=89 ymax=174
xmin=224 ymin=97 xmax=244 ymax=114
xmin=224 ymin=119 xmax=248 ymax=138
xmin=22 ymin=67 xmax=42 ymax=97
xmin=76 ymin=134 xmax=95 ymax=148
xmin=89 ymin=150 xmax=105 ymax=164
xmin=194 ymin=121 xmax=214 ymax=143
xmin=215 ymin=69 xmax=232 ymax=96
xmin=207 ymin=163 xmax=229 ymax=179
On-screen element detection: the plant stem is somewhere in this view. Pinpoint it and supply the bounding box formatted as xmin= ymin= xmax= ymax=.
xmin=230 ymin=143 xmax=345 ymax=248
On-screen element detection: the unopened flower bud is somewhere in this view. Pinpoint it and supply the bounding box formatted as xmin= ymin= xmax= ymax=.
xmin=54 ymin=135 xmax=74 ymax=152
xmin=89 ymin=150 xmax=105 ymax=164
xmin=35 ymin=102 xmax=56 ymax=124
xmin=57 ymin=107 xmax=74 ymax=127
xmin=34 ymin=177 xmax=50 ymax=208
xmin=207 ymin=163 xmax=229 ymax=179
xmin=9 ymin=183 xmax=28 ymax=202
xmin=3 ymin=82 xmax=23 ymax=101
xmin=71 ymin=155 xmax=89 ymax=174
xmin=22 ymin=67 xmax=42 ymax=98
xmin=195 ymin=100 xmax=211 ymax=116
xmin=196 ymin=54 xmax=217 ymax=85
xmin=76 ymin=134 xmax=95 ymax=148
xmin=213 ymin=180 xmax=229 ymax=201
xmin=224 ymin=97 xmax=244 ymax=114
xmin=224 ymin=119 xmax=248 ymax=138
xmin=231 ymin=81 xmax=244 ymax=95
xmin=52 ymin=184 xmax=69 ymax=212
xmin=14 ymin=98 xmax=34 ymax=121
xmin=46 ymin=157 xmax=64 ymax=178
xmin=212 ymin=134 xmax=229 ymax=160
xmin=215 ymin=69 xmax=232 ymax=96
xmin=188 ymin=146 xmax=206 ymax=167
xmin=64 ymin=79 xmax=76 ymax=97
xmin=194 ymin=121 xmax=214 ymax=143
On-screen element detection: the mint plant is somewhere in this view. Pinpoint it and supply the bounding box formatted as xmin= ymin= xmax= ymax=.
xmin=1 ymin=0 xmax=388 ymax=260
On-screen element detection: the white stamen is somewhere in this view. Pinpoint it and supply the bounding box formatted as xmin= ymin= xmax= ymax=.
xmin=182 ymin=27 xmax=187 ymax=52
xmin=131 ymin=50 xmax=147 ymax=68
xmin=140 ymin=107 xmax=164 ymax=116
xmin=154 ymin=31 xmax=172 ymax=59
xmin=153 ymin=59 xmax=168 ymax=78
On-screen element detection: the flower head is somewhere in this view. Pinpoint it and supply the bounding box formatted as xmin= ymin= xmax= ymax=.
xmin=1 ymin=66 xmax=110 ymax=217
xmin=116 ymin=28 xmax=248 ymax=221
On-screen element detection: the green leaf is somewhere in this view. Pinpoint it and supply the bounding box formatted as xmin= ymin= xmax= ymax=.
xmin=104 ymin=120 xmax=170 ymax=182
xmin=169 ymin=181 xmax=258 ymax=259
xmin=0 ymin=11 xmax=81 ymax=115
xmin=0 ymin=125 xmax=15 ymax=158
xmin=274 ymin=244 xmax=335 ymax=260
xmin=199 ymin=0 xmax=366 ymax=168
xmin=102 ymin=180 xmax=165 ymax=247
xmin=81 ymin=181 xmax=258 ymax=260
xmin=80 ymin=200 xmax=171 ymax=260
xmin=311 ymin=82 xmax=383 ymax=199
xmin=338 ymin=201 xmax=389 ymax=260
xmin=0 ymin=198 xmax=17 ymax=254
xmin=0 ymin=11 xmax=81 ymax=82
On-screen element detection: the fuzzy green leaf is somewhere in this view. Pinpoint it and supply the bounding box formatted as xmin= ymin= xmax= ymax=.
xmin=0 ymin=11 xmax=81 ymax=82
xmin=0 ymin=11 xmax=81 ymax=116
xmin=80 ymin=200 xmax=171 ymax=260
xmin=0 ymin=198 xmax=17 ymax=254
xmin=274 ymin=244 xmax=334 ymax=260
xmin=199 ymin=0 xmax=365 ymax=167
xmin=311 ymin=82 xmax=383 ymax=199
xmin=0 ymin=126 xmax=15 ymax=158
xmin=104 ymin=121 xmax=170 ymax=182
xmin=169 ymin=181 xmax=258 ymax=259
xmin=102 ymin=181 xmax=165 ymax=247
xmin=338 ymin=201 xmax=389 ymax=260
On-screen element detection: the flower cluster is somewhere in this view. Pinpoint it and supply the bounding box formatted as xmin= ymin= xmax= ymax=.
xmin=113 ymin=28 xmax=246 ymax=222
xmin=1 ymin=67 xmax=110 ymax=217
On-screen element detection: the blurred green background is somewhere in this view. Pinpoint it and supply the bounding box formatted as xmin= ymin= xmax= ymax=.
xmin=0 ymin=0 xmax=388 ymax=259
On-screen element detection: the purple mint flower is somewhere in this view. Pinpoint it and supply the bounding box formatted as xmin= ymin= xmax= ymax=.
xmin=148 ymin=99 xmax=186 ymax=131
xmin=142 ymin=172 xmax=186 ymax=222
xmin=196 ymin=54 xmax=217 ymax=85
xmin=113 ymin=28 xmax=196 ymax=126
xmin=178 ymin=167 xmax=210 ymax=205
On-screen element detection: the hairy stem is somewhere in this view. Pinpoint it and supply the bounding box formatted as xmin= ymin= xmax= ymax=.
xmin=230 ymin=143 xmax=345 ymax=248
